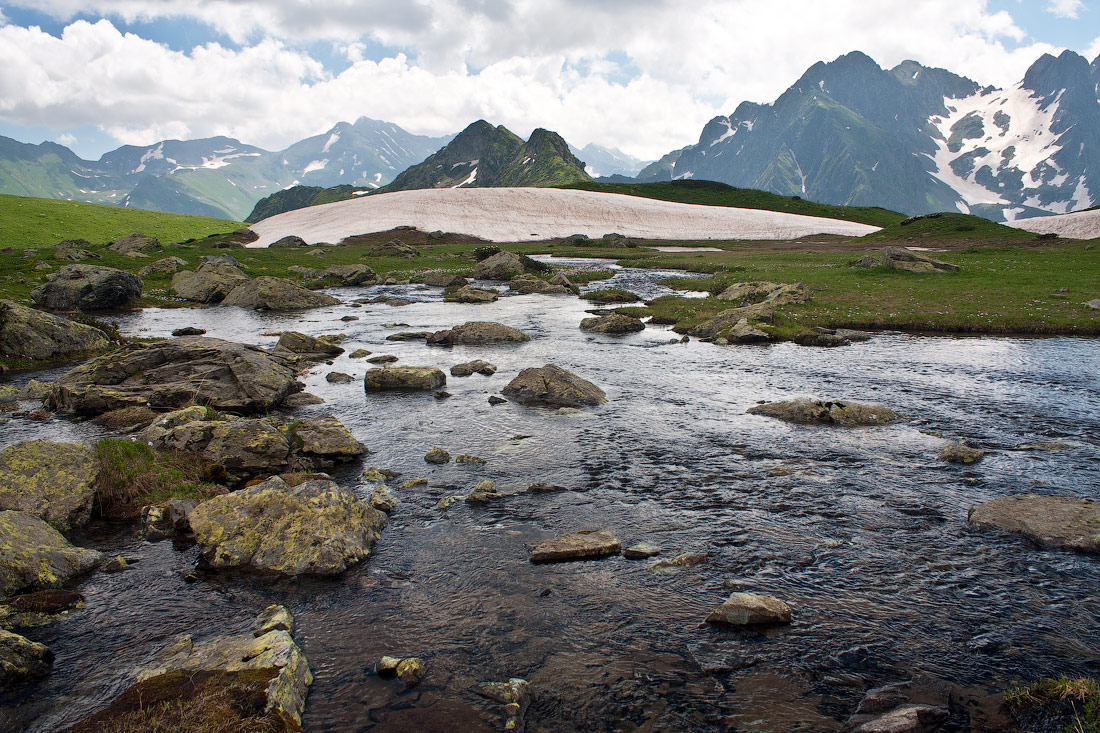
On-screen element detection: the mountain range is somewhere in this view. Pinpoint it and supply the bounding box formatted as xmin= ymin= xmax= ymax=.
xmin=1 ymin=49 xmax=1098 ymax=222
xmin=650 ymin=49 xmax=1100 ymax=219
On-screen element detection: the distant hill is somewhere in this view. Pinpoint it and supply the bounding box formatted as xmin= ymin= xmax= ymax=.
xmin=245 ymin=184 xmax=369 ymax=224
xmin=381 ymin=120 xmax=592 ymax=192
xmin=0 ymin=118 xmax=451 ymax=221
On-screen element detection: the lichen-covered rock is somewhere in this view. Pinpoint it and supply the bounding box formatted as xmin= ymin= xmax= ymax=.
xmin=31 ymin=264 xmax=142 ymax=311
xmin=369 ymin=486 xmax=398 ymax=513
xmin=747 ymin=398 xmax=898 ymax=426
xmin=466 ymin=479 xmax=501 ymax=505
xmin=473 ymin=250 xmax=529 ymax=280
xmin=0 ymin=511 xmax=101 ymax=599
xmin=0 ymin=628 xmax=53 ymax=687
xmin=424 ymin=447 xmax=451 ymax=464
xmin=450 ymin=360 xmax=497 ymax=377
xmin=855 ymin=247 xmax=960 ymax=273
xmin=108 ymin=233 xmax=161 ymax=255
xmin=190 ymin=476 xmax=386 ymax=575
xmin=579 ymin=313 xmax=645 ymax=334
xmin=171 ymin=262 xmax=250 ymax=304
xmin=509 ymin=273 xmax=572 ymax=295
xmin=682 ymin=301 xmax=778 ymax=339
xmin=319 ymin=264 xmax=378 ymax=285
xmin=137 ymin=256 xmax=188 ymax=278
xmin=367 ymin=240 xmax=418 ymax=258
xmin=428 ymin=321 xmax=530 ymax=346
xmin=940 ymin=442 xmax=988 ymax=464
xmin=396 ymin=658 xmax=425 ymax=687
xmin=706 ymin=592 xmax=791 ymax=627
xmin=269 ymin=235 xmax=309 ymax=248
xmin=648 ymin=552 xmax=707 ymax=572
xmin=49 ymin=337 xmax=302 ymax=416
xmin=364 ymin=366 xmax=446 ymax=391
xmin=139 ymin=606 xmax=312 ymax=726
xmin=727 ymin=318 xmax=772 ymax=344
xmin=529 ymin=530 xmax=621 ymax=563
xmin=292 ymin=415 xmax=367 ymax=467
xmin=502 ymin=364 xmax=606 ymax=408
xmin=222 ymin=277 xmax=340 ymax=311
xmin=476 ymin=678 xmax=532 ymax=733
xmin=445 ymin=285 xmax=499 ymax=303
xmin=968 ymin=495 xmax=1100 ymax=553
xmin=273 ymin=331 xmax=345 ymax=358
xmin=622 ymin=543 xmax=662 ymax=560
xmin=424 ymin=271 xmax=469 ymax=287
xmin=0 ymin=300 xmax=109 ymax=361
xmin=0 ymin=442 xmax=98 ymax=532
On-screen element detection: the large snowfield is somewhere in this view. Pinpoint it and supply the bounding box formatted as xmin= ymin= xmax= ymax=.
xmin=1010 ymin=207 xmax=1100 ymax=239
xmin=248 ymin=187 xmax=880 ymax=246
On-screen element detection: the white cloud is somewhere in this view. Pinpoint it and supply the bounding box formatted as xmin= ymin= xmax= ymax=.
xmin=1086 ymin=36 xmax=1100 ymax=60
xmin=54 ymin=132 xmax=77 ymax=147
xmin=0 ymin=1 xmax=1075 ymax=159
xmin=1046 ymin=0 xmax=1085 ymax=18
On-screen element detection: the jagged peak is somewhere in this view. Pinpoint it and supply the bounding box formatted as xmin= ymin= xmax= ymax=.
xmin=1022 ymin=49 xmax=1092 ymax=96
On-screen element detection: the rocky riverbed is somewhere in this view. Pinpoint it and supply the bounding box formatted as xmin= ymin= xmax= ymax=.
xmin=1 ymin=260 xmax=1098 ymax=731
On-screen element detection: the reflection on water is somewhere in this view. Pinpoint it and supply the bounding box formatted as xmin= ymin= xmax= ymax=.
xmin=2 ymin=271 xmax=1099 ymax=732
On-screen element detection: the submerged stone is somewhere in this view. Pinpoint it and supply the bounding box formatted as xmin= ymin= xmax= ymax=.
xmin=968 ymin=495 xmax=1100 ymax=554
xmin=705 ymin=592 xmax=792 ymax=627
xmin=747 ymin=398 xmax=898 ymax=426
xmin=529 ymin=530 xmax=621 ymax=564
xmin=940 ymin=442 xmax=988 ymax=464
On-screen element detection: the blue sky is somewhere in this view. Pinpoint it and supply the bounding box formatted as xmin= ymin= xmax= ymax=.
xmin=0 ymin=1 xmax=1096 ymax=160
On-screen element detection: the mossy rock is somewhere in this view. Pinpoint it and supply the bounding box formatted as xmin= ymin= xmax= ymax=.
xmin=0 ymin=441 xmax=98 ymax=532
xmin=0 ymin=511 xmax=101 ymax=599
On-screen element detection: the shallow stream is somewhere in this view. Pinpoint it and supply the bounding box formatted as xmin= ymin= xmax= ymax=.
xmin=2 ymin=261 xmax=1099 ymax=731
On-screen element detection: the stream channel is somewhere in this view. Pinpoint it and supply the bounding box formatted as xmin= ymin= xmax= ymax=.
xmin=2 ymin=257 xmax=1099 ymax=731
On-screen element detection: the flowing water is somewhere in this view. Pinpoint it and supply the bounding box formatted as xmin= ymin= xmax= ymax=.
xmin=2 ymin=261 xmax=1099 ymax=731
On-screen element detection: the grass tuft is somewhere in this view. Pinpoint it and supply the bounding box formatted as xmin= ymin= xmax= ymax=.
xmin=1005 ymin=676 xmax=1100 ymax=733
xmin=94 ymin=438 xmax=224 ymax=519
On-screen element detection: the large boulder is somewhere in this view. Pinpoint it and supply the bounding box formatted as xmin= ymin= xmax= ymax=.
xmin=0 ymin=629 xmax=53 ymax=687
xmin=171 ymin=262 xmax=251 ymax=304
xmin=0 ymin=300 xmax=109 ymax=361
xmin=319 ymin=264 xmax=378 ymax=285
xmin=137 ymin=256 xmax=188 ymax=278
xmin=502 ymin=364 xmax=606 ymax=407
xmin=48 ymin=337 xmax=302 ymax=416
xmin=144 ymin=412 xmax=364 ymax=482
xmin=747 ymin=398 xmax=899 ymax=426
xmin=31 ymin=264 xmax=142 ymax=311
xmin=0 ymin=442 xmax=98 ymax=532
xmin=364 ymin=366 xmax=446 ymax=391
xmin=682 ymin=302 xmax=777 ymax=339
xmin=0 ymin=511 xmax=101 ymax=599
xmin=424 ymin=272 xmax=469 ymax=287
xmin=273 ymin=331 xmax=345 ymax=361
xmin=222 ymin=277 xmax=340 ymax=311
xmin=108 ymin=233 xmax=162 ymax=255
xmin=135 ymin=606 xmax=312 ymax=727
xmin=580 ymin=313 xmax=645 ymax=334
xmin=368 ymin=240 xmax=418 ymax=258
xmin=855 ymin=248 xmax=960 ymax=273
xmin=189 ymin=476 xmax=386 ymax=576
xmin=509 ymin=273 xmax=573 ymax=295
xmin=473 ymin=251 xmax=535 ymax=280
xmin=727 ymin=318 xmax=772 ymax=344
xmin=427 ymin=321 xmax=531 ymax=346
xmin=968 ymin=495 xmax=1100 ymax=553
xmin=717 ymin=281 xmax=808 ymax=305
xmin=269 ymin=235 xmax=309 ymax=248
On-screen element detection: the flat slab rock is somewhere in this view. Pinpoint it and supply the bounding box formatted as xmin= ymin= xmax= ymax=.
xmin=968 ymin=495 xmax=1100 ymax=553
xmin=747 ymin=398 xmax=899 ymax=426
xmin=363 ymin=366 xmax=446 ymax=391
xmin=529 ymin=530 xmax=621 ymax=563
xmin=706 ymin=592 xmax=791 ymax=627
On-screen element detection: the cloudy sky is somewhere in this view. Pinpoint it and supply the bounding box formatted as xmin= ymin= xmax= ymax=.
xmin=0 ymin=0 xmax=1097 ymax=161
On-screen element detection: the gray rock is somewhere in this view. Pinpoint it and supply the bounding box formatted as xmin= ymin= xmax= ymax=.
xmin=137 ymin=256 xmax=188 ymax=278
xmin=706 ymin=592 xmax=791 ymax=627
xmin=428 ymin=321 xmax=530 ymax=346
xmin=747 ymin=398 xmax=899 ymax=426
xmin=168 ymin=498 xmax=198 ymax=534
xmin=0 ymin=629 xmax=53 ymax=687
xmin=0 ymin=300 xmax=109 ymax=361
xmin=1085 ymin=299 xmax=1100 ymax=310
xmin=502 ymin=364 xmax=606 ymax=407
xmin=367 ymin=355 xmax=399 ymax=364
xmin=727 ymin=318 xmax=772 ymax=344
xmin=49 ymin=337 xmax=302 ymax=416
xmin=473 ymin=250 xmax=529 ymax=280
xmin=31 ymin=264 xmax=142 ymax=311
xmin=171 ymin=327 xmax=205 ymax=337
xmin=274 ymin=331 xmax=345 ymax=358
xmin=580 ymin=313 xmax=645 ymax=334
xmin=424 ymin=447 xmax=451 ymax=464
xmin=269 ymin=235 xmax=309 ymax=248
xmin=200 ymin=253 xmax=242 ymax=267
xmin=476 ymin=678 xmax=531 ymax=733
xmin=53 ymin=240 xmax=96 ymax=261
xmin=368 ymin=240 xmax=418 ymax=258
xmin=189 ymin=476 xmax=386 ymax=575
xmin=509 ymin=273 xmax=572 ymax=295
xmin=684 ymin=301 xmax=778 ymax=339
xmin=529 ymin=530 xmax=621 ymax=563
xmin=968 ymin=495 xmax=1100 ymax=553
xmin=450 ymin=360 xmax=497 ymax=377
xmin=795 ymin=332 xmax=851 ymax=347
xmin=364 ymin=366 xmax=446 ymax=391
xmin=108 ymin=233 xmax=161 ymax=255
xmin=465 ymin=479 xmax=501 ymax=505
xmin=623 ymin=543 xmax=662 ymax=560
xmin=0 ymin=441 xmax=98 ymax=532
xmin=424 ymin=272 xmax=469 ymax=287
xmin=171 ymin=262 xmax=250 ymax=303
xmin=445 ymin=285 xmax=499 ymax=303
xmin=222 ymin=277 xmax=340 ymax=311
xmin=320 ymin=264 xmax=378 ymax=285
xmin=0 ymin=511 xmax=102 ymax=598
xmin=855 ymin=247 xmax=960 ymax=273
xmin=326 ymin=371 xmax=355 ymax=384
xmin=369 ymin=486 xmax=398 ymax=513
xmin=940 ymin=442 xmax=987 ymax=464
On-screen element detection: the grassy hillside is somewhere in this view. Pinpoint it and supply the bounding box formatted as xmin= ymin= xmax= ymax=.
xmin=0 ymin=193 xmax=242 ymax=251
xmin=246 ymin=185 xmax=368 ymax=223
xmin=563 ymin=179 xmax=905 ymax=228
xmin=860 ymin=211 xmax=1039 ymax=243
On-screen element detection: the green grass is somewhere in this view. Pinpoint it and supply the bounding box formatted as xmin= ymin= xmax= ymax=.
xmin=861 ymin=211 xmax=1039 ymax=243
xmin=0 ymin=193 xmax=241 ymax=251
xmin=94 ymin=439 xmax=224 ymax=519
xmin=563 ymin=179 xmax=906 ymax=228
xmin=1005 ymin=676 xmax=1100 ymax=733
